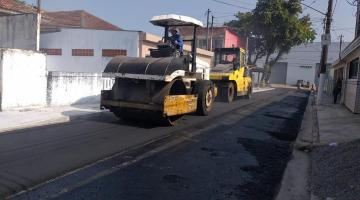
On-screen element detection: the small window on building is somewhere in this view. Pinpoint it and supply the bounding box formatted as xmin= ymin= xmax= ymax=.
xmin=40 ymin=48 xmax=62 ymax=56
xmin=102 ymin=49 xmax=127 ymax=57
xmin=72 ymin=49 xmax=94 ymax=57
xmin=214 ymin=38 xmax=223 ymax=49
xmin=197 ymin=39 xmax=207 ymax=49
xmin=349 ymin=58 xmax=359 ymax=79
xmin=299 ymin=66 xmax=312 ymax=69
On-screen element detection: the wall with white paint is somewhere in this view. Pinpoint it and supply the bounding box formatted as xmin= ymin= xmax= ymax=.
xmin=0 ymin=49 xmax=47 ymax=111
xmin=344 ymin=79 xmax=359 ymax=113
xmin=41 ymin=28 xmax=140 ymax=73
xmin=0 ymin=14 xmax=37 ymax=50
xmin=47 ymin=71 xmax=114 ymax=106
xmin=257 ymin=42 xmax=347 ymax=86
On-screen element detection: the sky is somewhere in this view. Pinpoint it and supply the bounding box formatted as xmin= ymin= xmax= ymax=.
xmin=24 ymin=0 xmax=358 ymax=42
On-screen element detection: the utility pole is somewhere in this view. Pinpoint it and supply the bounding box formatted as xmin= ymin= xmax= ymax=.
xmin=205 ymin=9 xmax=211 ymax=51
xmin=355 ymin=0 xmax=360 ymax=38
xmin=339 ymin=34 xmax=343 ymax=60
xmin=210 ymin=15 xmax=214 ymax=51
xmin=36 ymin=0 xmax=41 ymax=51
xmin=317 ymin=0 xmax=333 ymax=105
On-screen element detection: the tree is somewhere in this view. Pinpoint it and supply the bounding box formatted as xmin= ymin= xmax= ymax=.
xmin=13 ymin=0 xmax=26 ymax=4
xmin=226 ymin=0 xmax=316 ymax=83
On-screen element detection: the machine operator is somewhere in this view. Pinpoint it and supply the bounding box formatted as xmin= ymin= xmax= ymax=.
xmin=169 ymin=28 xmax=184 ymax=56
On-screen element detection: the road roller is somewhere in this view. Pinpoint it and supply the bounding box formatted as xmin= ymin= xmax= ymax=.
xmin=100 ymin=14 xmax=217 ymax=125
xmin=210 ymin=47 xmax=253 ymax=103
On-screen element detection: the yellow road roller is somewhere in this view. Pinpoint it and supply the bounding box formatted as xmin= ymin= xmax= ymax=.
xmin=101 ymin=14 xmax=216 ymax=125
xmin=210 ymin=47 xmax=253 ymax=103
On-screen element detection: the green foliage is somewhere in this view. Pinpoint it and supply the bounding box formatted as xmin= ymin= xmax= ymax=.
xmin=225 ymin=0 xmax=316 ymax=82
xmin=13 ymin=0 xmax=26 ymax=5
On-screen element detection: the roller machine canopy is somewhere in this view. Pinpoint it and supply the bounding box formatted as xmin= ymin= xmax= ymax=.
xmin=150 ymin=14 xmax=204 ymax=27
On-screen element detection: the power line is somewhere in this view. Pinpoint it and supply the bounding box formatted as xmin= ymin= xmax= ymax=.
xmin=331 ymin=0 xmax=338 ymax=18
xmin=300 ymin=2 xmax=327 ymax=15
xmin=346 ymin=0 xmax=357 ymax=6
xmin=215 ymin=14 xmax=236 ymax=18
xmin=302 ymin=0 xmax=318 ymax=11
xmin=211 ymin=0 xmax=252 ymax=10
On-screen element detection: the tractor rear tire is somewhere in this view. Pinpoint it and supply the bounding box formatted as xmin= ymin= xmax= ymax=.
xmin=112 ymin=107 xmax=133 ymax=121
xmin=221 ymin=82 xmax=235 ymax=103
xmin=196 ymin=80 xmax=215 ymax=116
xmin=245 ymin=86 xmax=253 ymax=99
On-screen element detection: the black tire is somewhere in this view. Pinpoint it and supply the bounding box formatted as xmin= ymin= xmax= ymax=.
xmin=195 ymin=80 xmax=215 ymax=116
xmin=113 ymin=108 xmax=177 ymax=126
xmin=221 ymin=82 xmax=235 ymax=103
xmin=245 ymin=85 xmax=252 ymax=99
xmin=112 ymin=107 xmax=132 ymax=120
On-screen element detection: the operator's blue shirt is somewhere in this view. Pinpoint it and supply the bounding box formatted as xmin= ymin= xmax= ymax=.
xmin=170 ymin=33 xmax=184 ymax=54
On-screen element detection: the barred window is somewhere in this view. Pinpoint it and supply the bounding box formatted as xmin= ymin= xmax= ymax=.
xmin=102 ymin=49 xmax=127 ymax=57
xmin=40 ymin=48 xmax=62 ymax=56
xmin=349 ymin=58 xmax=359 ymax=79
xmin=72 ymin=49 xmax=94 ymax=56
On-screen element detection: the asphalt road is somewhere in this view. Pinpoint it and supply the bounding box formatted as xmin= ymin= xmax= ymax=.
xmin=1 ymin=89 xmax=309 ymax=200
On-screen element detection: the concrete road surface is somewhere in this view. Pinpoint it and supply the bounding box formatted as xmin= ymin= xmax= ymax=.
xmin=1 ymin=89 xmax=309 ymax=200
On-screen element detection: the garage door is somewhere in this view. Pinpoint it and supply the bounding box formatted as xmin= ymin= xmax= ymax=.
xmin=270 ymin=62 xmax=288 ymax=84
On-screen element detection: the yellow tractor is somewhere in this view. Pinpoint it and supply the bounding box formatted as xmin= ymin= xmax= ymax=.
xmin=210 ymin=48 xmax=252 ymax=103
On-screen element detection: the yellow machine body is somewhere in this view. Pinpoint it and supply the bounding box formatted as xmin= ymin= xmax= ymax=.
xmin=210 ymin=48 xmax=252 ymax=98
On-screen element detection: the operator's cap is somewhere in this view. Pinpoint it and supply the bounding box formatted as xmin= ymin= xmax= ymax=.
xmin=169 ymin=28 xmax=179 ymax=33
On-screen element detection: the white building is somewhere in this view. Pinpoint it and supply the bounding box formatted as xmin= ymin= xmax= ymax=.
xmin=41 ymin=28 xmax=140 ymax=72
xmin=257 ymin=42 xmax=347 ymax=86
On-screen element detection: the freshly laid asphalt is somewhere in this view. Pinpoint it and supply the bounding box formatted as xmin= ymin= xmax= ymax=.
xmin=1 ymin=89 xmax=309 ymax=200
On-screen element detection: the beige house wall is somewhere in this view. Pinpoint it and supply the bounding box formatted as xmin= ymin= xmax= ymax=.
xmin=332 ymin=45 xmax=360 ymax=113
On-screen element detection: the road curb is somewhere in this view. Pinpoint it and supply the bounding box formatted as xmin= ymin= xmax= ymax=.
xmin=253 ymin=87 xmax=275 ymax=93
xmin=275 ymin=92 xmax=318 ymax=200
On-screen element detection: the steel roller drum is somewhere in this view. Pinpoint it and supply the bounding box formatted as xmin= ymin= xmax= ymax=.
xmin=104 ymin=56 xmax=190 ymax=77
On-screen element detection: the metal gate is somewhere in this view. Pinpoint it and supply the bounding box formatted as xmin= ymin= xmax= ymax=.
xmin=270 ymin=62 xmax=288 ymax=85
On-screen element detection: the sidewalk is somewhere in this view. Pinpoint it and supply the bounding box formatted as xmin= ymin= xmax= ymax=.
xmin=0 ymin=104 xmax=102 ymax=134
xmin=310 ymin=94 xmax=360 ymax=200
xmin=253 ymin=87 xmax=275 ymax=93
xmin=276 ymin=92 xmax=360 ymax=200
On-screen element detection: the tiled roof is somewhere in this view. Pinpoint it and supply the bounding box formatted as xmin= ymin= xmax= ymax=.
xmin=0 ymin=0 xmax=36 ymax=13
xmin=42 ymin=10 xmax=122 ymax=31
xmin=0 ymin=1 xmax=121 ymax=31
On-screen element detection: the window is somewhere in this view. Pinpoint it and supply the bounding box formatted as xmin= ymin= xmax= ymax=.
xmin=72 ymin=49 xmax=94 ymax=56
xmin=214 ymin=49 xmax=240 ymax=67
xmin=40 ymin=48 xmax=62 ymax=56
xmin=299 ymin=66 xmax=312 ymax=69
xmin=240 ymin=52 xmax=245 ymax=67
xmin=214 ymin=38 xmax=223 ymax=48
xmin=349 ymin=58 xmax=359 ymax=79
xmin=197 ymin=39 xmax=207 ymax=49
xmin=102 ymin=49 xmax=127 ymax=57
